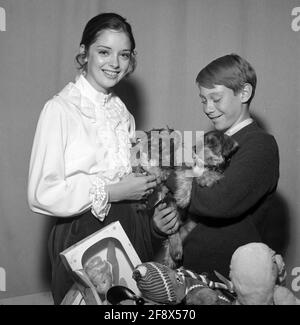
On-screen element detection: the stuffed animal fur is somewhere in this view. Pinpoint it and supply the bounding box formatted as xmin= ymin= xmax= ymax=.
xmin=130 ymin=129 xmax=239 ymax=268
xmin=174 ymin=130 xmax=239 ymax=208
xmin=164 ymin=131 xmax=239 ymax=268
xmin=130 ymin=127 xmax=179 ymax=211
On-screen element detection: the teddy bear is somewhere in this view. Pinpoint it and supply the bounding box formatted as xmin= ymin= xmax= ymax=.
xmin=132 ymin=261 xmax=235 ymax=305
xmin=229 ymin=242 xmax=298 ymax=305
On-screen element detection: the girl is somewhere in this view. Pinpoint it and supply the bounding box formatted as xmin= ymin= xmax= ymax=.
xmin=28 ymin=13 xmax=178 ymax=304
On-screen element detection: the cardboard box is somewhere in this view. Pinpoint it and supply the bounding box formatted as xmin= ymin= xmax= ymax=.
xmin=60 ymin=221 xmax=142 ymax=305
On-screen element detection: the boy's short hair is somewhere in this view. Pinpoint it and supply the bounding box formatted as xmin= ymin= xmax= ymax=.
xmin=196 ymin=54 xmax=257 ymax=104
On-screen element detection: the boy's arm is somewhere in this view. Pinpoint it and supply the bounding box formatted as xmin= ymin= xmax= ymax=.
xmin=188 ymin=133 xmax=279 ymax=219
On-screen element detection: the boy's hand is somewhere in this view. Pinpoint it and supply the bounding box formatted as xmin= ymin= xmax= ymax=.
xmin=153 ymin=203 xmax=179 ymax=235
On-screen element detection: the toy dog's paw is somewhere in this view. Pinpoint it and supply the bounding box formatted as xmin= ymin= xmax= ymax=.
xmin=164 ymin=233 xmax=183 ymax=269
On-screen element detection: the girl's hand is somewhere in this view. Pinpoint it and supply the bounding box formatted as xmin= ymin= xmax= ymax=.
xmin=153 ymin=203 xmax=179 ymax=236
xmin=107 ymin=173 xmax=157 ymax=202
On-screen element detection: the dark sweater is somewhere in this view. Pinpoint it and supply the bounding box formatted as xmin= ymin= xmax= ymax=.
xmin=181 ymin=122 xmax=279 ymax=279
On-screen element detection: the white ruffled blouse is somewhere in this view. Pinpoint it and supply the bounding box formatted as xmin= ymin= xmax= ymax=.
xmin=28 ymin=75 xmax=135 ymax=217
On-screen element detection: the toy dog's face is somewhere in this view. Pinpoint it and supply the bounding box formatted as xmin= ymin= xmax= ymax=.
xmin=201 ymin=130 xmax=239 ymax=172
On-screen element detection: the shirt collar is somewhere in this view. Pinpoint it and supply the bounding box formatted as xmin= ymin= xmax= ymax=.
xmin=225 ymin=118 xmax=254 ymax=136
xmin=75 ymin=74 xmax=112 ymax=106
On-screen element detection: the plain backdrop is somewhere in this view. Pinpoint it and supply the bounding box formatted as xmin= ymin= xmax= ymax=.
xmin=0 ymin=0 xmax=299 ymax=299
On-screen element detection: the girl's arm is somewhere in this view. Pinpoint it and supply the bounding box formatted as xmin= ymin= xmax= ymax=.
xmin=27 ymin=101 xmax=95 ymax=217
xmin=28 ymin=101 xmax=157 ymax=217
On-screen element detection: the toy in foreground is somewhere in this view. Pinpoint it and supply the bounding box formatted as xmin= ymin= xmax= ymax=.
xmin=131 ymin=243 xmax=298 ymax=305
xmin=132 ymin=261 xmax=235 ymax=305
xmin=84 ymin=256 xmax=113 ymax=299
xmin=165 ymin=131 xmax=239 ymax=268
xmin=83 ymin=240 xmax=128 ymax=304
xmin=229 ymin=242 xmax=298 ymax=305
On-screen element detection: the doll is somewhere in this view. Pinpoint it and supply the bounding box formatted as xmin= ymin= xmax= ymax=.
xmin=83 ymin=240 xmax=127 ymax=303
xmin=84 ymin=256 xmax=113 ymax=301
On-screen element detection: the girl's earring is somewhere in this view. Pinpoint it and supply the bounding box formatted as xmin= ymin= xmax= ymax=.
xmin=82 ymin=57 xmax=88 ymax=76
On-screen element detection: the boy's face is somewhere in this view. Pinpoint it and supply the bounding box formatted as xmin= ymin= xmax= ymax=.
xmin=198 ymin=85 xmax=248 ymax=132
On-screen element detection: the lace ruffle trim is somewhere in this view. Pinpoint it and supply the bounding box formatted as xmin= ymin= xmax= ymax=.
xmin=89 ymin=176 xmax=111 ymax=221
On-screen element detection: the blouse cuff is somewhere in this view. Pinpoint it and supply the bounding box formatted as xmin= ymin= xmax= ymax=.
xmin=89 ymin=176 xmax=111 ymax=221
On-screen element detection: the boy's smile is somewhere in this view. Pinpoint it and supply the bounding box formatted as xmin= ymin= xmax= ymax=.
xmin=199 ymin=85 xmax=250 ymax=132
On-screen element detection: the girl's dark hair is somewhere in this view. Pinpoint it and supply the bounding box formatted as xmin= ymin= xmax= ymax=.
xmin=196 ymin=54 xmax=257 ymax=104
xmin=75 ymin=13 xmax=136 ymax=74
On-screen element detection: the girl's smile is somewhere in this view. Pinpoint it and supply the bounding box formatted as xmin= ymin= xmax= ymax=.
xmin=85 ymin=29 xmax=132 ymax=93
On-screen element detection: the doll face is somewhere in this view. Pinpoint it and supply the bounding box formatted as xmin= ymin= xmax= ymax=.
xmin=93 ymin=272 xmax=113 ymax=295
xmin=85 ymin=29 xmax=132 ymax=93
xmin=199 ymin=85 xmax=249 ymax=132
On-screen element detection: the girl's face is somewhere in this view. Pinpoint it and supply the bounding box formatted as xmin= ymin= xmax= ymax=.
xmin=85 ymin=29 xmax=132 ymax=93
xmin=199 ymin=85 xmax=249 ymax=132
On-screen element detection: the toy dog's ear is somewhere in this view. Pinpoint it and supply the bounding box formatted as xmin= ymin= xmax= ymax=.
xmin=222 ymin=136 xmax=239 ymax=159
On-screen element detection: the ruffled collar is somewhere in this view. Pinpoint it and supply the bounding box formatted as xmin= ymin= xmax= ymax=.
xmin=57 ymin=74 xmax=114 ymax=120
xmin=75 ymin=74 xmax=113 ymax=106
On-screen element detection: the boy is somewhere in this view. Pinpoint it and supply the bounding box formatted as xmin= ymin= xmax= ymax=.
xmin=178 ymin=54 xmax=279 ymax=279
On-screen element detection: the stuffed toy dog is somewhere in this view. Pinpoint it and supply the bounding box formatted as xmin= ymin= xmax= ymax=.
xmin=130 ymin=128 xmax=238 ymax=268
xmin=165 ymin=131 xmax=239 ymax=268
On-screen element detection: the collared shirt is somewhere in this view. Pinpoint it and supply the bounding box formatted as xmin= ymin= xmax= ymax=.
xmin=225 ymin=118 xmax=254 ymax=136
xmin=28 ymin=75 xmax=135 ymax=217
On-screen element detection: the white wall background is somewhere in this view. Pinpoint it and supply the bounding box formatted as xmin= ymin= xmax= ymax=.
xmin=0 ymin=0 xmax=299 ymax=299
